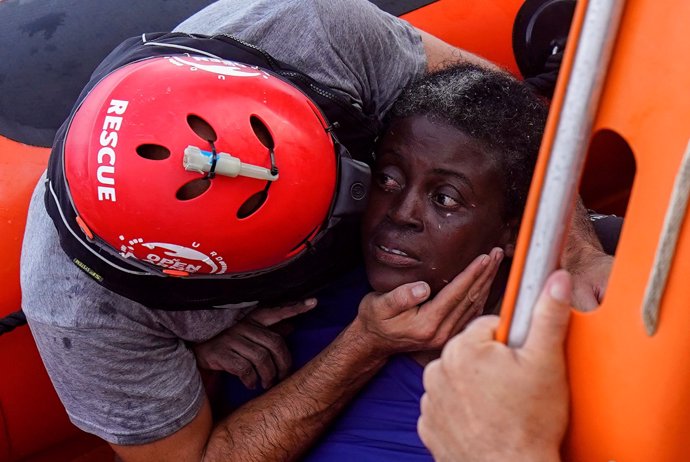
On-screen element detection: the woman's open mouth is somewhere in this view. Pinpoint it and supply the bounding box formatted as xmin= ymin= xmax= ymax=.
xmin=371 ymin=242 xmax=420 ymax=267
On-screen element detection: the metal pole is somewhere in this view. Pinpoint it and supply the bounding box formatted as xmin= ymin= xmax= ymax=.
xmin=508 ymin=0 xmax=626 ymax=347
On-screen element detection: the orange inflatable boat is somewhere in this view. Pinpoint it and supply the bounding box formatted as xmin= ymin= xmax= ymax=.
xmin=2 ymin=0 xmax=674 ymax=460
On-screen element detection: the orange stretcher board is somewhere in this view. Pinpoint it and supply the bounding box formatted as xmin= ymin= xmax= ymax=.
xmin=498 ymin=0 xmax=690 ymax=459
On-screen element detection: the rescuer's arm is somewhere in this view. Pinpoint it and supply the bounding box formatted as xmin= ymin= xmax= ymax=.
xmin=562 ymin=198 xmax=614 ymax=311
xmin=112 ymin=251 xmax=501 ymax=462
xmin=417 ymin=28 xmax=503 ymax=73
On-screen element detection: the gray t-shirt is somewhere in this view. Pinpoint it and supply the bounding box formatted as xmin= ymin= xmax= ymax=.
xmin=22 ymin=0 xmax=425 ymax=446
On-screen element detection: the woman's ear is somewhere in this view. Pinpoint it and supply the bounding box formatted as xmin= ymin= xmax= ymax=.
xmin=499 ymin=218 xmax=520 ymax=258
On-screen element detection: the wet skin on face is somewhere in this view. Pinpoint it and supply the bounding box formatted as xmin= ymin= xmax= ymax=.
xmin=361 ymin=115 xmax=514 ymax=295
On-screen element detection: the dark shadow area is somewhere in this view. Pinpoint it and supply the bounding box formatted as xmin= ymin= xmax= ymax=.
xmin=580 ymin=129 xmax=636 ymax=257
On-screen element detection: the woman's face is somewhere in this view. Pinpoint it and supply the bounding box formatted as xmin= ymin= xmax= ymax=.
xmin=362 ymin=115 xmax=514 ymax=295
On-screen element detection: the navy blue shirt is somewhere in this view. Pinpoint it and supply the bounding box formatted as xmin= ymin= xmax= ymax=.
xmin=218 ymin=268 xmax=433 ymax=461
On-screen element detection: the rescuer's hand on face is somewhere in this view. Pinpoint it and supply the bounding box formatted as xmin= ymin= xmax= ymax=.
xmin=192 ymin=300 xmax=317 ymax=389
xmin=562 ymin=199 xmax=613 ymax=311
xmin=569 ymin=249 xmax=613 ymax=311
xmin=353 ymin=248 xmax=503 ymax=357
xmin=417 ymin=270 xmax=572 ymax=462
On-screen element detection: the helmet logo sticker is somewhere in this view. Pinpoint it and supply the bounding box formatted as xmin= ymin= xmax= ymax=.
xmin=119 ymin=237 xmax=228 ymax=274
xmin=167 ymin=56 xmax=268 ymax=79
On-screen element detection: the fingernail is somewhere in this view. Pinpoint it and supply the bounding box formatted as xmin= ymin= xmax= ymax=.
xmin=412 ymin=282 xmax=429 ymax=299
xmin=495 ymin=248 xmax=504 ymax=260
xmin=549 ymin=275 xmax=570 ymax=304
xmin=481 ymin=255 xmax=490 ymax=266
xmin=304 ymin=298 xmax=317 ymax=307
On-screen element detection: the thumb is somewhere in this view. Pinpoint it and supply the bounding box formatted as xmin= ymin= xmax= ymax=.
xmin=249 ymin=298 xmax=318 ymax=326
xmin=522 ymin=270 xmax=573 ymax=354
xmin=363 ymin=281 xmax=431 ymax=318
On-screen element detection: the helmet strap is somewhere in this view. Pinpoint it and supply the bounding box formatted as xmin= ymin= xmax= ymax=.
xmin=269 ymin=148 xmax=279 ymax=176
xmin=204 ymin=141 xmax=219 ymax=180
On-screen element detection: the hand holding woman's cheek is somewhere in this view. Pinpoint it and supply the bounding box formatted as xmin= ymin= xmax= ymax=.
xmin=354 ymin=249 xmax=503 ymax=356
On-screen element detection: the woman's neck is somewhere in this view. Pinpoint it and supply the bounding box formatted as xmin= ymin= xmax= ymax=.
xmin=410 ymin=350 xmax=441 ymax=366
xmin=410 ymin=294 xmax=504 ymax=367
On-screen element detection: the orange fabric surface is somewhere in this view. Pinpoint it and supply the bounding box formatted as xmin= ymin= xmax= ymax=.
xmin=403 ymin=0 xmax=522 ymax=75
xmin=0 ymin=136 xmax=110 ymax=460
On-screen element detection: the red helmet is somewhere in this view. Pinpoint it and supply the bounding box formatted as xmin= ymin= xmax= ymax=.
xmin=63 ymin=55 xmax=340 ymax=277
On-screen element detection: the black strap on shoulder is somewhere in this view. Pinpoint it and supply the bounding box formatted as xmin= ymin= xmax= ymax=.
xmin=0 ymin=310 xmax=27 ymax=336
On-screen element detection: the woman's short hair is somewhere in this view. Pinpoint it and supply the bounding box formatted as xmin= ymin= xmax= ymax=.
xmin=388 ymin=63 xmax=548 ymax=220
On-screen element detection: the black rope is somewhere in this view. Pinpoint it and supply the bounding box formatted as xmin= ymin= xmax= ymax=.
xmin=0 ymin=310 xmax=27 ymax=336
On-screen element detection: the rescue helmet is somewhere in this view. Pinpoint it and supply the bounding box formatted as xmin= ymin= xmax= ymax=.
xmin=61 ymin=55 xmax=360 ymax=279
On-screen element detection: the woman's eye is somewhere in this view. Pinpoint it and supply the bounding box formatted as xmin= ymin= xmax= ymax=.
xmin=432 ymin=192 xmax=460 ymax=208
xmin=375 ymin=172 xmax=401 ymax=192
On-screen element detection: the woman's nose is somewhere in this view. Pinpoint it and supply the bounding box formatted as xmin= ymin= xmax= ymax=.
xmin=387 ymin=190 xmax=424 ymax=231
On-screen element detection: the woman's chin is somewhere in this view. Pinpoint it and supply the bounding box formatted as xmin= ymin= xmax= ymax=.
xmin=365 ymin=268 xmax=419 ymax=294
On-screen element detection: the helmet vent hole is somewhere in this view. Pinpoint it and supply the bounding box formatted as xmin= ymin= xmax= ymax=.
xmin=250 ymin=116 xmax=274 ymax=149
xmin=136 ymin=144 xmax=171 ymax=160
xmin=176 ymin=178 xmax=211 ymax=201
xmin=188 ymin=115 xmax=217 ymax=142
xmin=237 ymin=190 xmax=268 ymax=219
